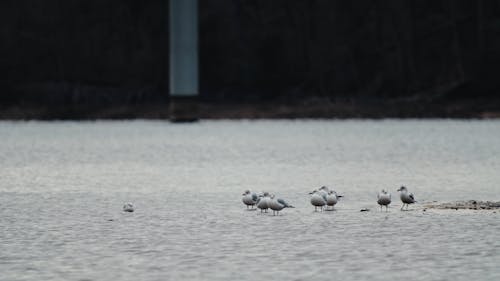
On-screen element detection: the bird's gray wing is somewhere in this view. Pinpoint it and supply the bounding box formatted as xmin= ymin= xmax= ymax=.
xmin=252 ymin=193 xmax=258 ymax=202
xmin=277 ymin=198 xmax=294 ymax=208
xmin=409 ymin=193 xmax=415 ymax=202
xmin=277 ymin=198 xmax=287 ymax=206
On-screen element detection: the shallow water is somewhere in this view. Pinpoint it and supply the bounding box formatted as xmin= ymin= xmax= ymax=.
xmin=1 ymin=120 xmax=499 ymax=280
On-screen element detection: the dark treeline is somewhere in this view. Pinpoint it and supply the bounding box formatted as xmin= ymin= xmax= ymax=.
xmin=1 ymin=0 xmax=500 ymax=118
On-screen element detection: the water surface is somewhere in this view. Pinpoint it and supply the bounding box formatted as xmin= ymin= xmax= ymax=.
xmin=1 ymin=120 xmax=499 ymax=280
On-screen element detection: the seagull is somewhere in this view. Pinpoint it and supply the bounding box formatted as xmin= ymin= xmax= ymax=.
xmin=397 ymin=186 xmax=416 ymax=210
xmin=268 ymin=194 xmax=294 ymax=215
xmin=318 ymin=186 xmax=329 ymax=200
xmin=326 ymin=190 xmax=343 ymax=210
xmin=123 ymin=203 xmax=134 ymax=212
xmin=309 ymin=190 xmax=326 ymax=211
xmin=242 ymin=190 xmax=259 ymax=209
xmin=377 ymin=189 xmax=391 ymax=212
xmin=256 ymin=192 xmax=271 ymax=213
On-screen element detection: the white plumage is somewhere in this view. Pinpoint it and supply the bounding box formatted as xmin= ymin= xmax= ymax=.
xmin=377 ymin=189 xmax=391 ymax=211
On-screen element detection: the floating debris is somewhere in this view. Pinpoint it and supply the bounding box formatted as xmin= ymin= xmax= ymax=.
xmin=424 ymin=200 xmax=500 ymax=210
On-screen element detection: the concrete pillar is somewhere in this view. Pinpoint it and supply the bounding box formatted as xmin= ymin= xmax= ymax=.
xmin=169 ymin=0 xmax=199 ymax=122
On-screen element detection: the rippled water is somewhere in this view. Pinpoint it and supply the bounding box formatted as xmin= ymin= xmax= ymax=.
xmin=1 ymin=120 xmax=499 ymax=281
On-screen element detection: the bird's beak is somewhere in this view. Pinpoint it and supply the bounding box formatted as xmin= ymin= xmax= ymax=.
xmin=337 ymin=195 xmax=344 ymax=198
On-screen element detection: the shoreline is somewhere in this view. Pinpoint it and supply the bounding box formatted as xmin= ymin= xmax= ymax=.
xmin=1 ymin=99 xmax=500 ymax=120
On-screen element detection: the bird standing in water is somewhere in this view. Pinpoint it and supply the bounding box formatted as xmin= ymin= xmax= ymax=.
xmin=257 ymin=192 xmax=271 ymax=213
xmin=268 ymin=194 xmax=294 ymax=215
xmin=377 ymin=189 xmax=391 ymax=212
xmin=309 ymin=190 xmax=327 ymax=211
xmin=123 ymin=203 xmax=135 ymax=212
xmin=242 ymin=190 xmax=259 ymax=209
xmin=326 ymin=190 xmax=343 ymax=210
xmin=397 ymin=186 xmax=416 ymax=210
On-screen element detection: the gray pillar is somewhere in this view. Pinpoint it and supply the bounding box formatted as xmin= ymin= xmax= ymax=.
xmin=169 ymin=0 xmax=199 ymax=121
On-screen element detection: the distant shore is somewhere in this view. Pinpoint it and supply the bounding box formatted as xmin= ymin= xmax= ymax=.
xmin=1 ymin=98 xmax=500 ymax=120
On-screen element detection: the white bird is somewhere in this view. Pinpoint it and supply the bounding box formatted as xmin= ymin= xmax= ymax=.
xmin=268 ymin=194 xmax=294 ymax=215
xmin=317 ymin=186 xmax=329 ymax=200
xmin=326 ymin=190 xmax=343 ymax=210
xmin=309 ymin=190 xmax=326 ymax=211
xmin=256 ymin=192 xmax=271 ymax=213
xmin=242 ymin=190 xmax=259 ymax=209
xmin=397 ymin=186 xmax=416 ymax=210
xmin=123 ymin=203 xmax=134 ymax=212
xmin=377 ymin=189 xmax=391 ymax=211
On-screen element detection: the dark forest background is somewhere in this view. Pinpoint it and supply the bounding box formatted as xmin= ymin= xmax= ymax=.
xmin=1 ymin=0 xmax=500 ymax=118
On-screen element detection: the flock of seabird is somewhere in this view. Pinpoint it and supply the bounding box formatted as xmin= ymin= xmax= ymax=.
xmin=309 ymin=186 xmax=343 ymax=211
xmin=241 ymin=185 xmax=416 ymax=215
xmin=242 ymin=190 xmax=295 ymax=215
xmin=121 ymin=185 xmax=416 ymax=214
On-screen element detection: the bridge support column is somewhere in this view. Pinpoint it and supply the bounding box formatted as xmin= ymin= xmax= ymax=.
xmin=169 ymin=0 xmax=199 ymax=122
